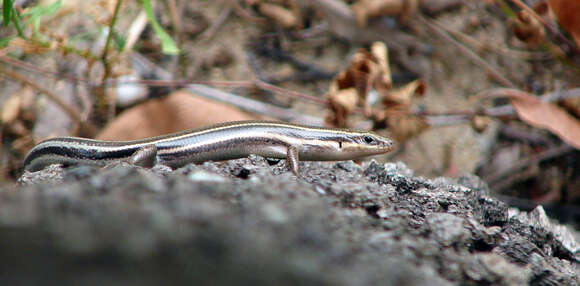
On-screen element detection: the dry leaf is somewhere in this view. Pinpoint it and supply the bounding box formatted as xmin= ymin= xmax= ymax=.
xmin=512 ymin=10 xmax=545 ymax=47
xmin=504 ymin=90 xmax=580 ymax=150
xmin=97 ymin=90 xmax=259 ymax=140
xmin=326 ymin=88 xmax=359 ymax=128
xmin=325 ymin=41 xmax=392 ymax=127
xmin=383 ymin=79 xmax=425 ymax=108
xmin=550 ymin=0 xmax=580 ymax=47
xmin=351 ymin=0 xmax=417 ymax=27
xmin=372 ymin=78 xmax=427 ymax=143
xmin=1 ymin=86 xmax=36 ymax=137
xmin=19 ymin=86 xmax=37 ymax=122
xmin=371 ymin=42 xmax=393 ymax=94
xmin=258 ymin=2 xmax=300 ymax=29
xmin=560 ymin=96 xmax=580 ymax=118
xmin=1 ymin=93 xmax=22 ymax=125
xmin=386 ymin=114 xmax=430 ymax=142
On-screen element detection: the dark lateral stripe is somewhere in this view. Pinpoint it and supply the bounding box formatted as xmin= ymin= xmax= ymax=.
xmin=25 ymin=144 xmax=140 ymax=165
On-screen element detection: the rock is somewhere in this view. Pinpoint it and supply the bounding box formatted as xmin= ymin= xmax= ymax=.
xmin=5 ymin=157 xmax=579 ymax=285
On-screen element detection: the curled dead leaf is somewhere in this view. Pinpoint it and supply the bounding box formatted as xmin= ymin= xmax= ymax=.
xmin=257 ymin=2 xmax=301 ymax=29
xmin=1 ymin=86 xmax=37 ymax=137
xmin=326 ymin=88 xmax=359 ymax=127
xmin=371 ymin=42 xmax=393 ymax=94
xmin=326 ymin=41 xmax=393 ymax=127
xmin=351 ymin=0 xmax=417 ymax=28
xmin=512 ymin=9 xmax=545 ymax=47
xmin=489 ymin=89 xmax=580 ymax=150
xmin=1 ymin=94 xmax=22 ymax=125
xmin=383 ymin=79 xmax=426 ymax=108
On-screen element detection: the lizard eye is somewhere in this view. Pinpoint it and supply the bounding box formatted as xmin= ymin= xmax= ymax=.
xmin=363 ymin=136 xmax=374 ymax=144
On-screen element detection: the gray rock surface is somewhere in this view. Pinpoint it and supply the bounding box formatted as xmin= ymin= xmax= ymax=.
xmin=4 ymin=156 xmax=579 ymax=285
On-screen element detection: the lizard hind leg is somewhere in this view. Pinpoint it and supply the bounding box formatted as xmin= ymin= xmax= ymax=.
xmin=129 ymin=145 xmax=158 ymax=168
xmin=286 ymin=145 xmax=300 ymax=176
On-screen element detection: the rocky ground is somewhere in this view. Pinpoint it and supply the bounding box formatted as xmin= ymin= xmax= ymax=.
xmin=3 ymin=157 xmax=579 ymax=285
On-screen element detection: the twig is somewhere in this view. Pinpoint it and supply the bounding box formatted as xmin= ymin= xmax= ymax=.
xmin=479 ymin=87 xmax=580 ymax=117
xmin=245 ymin=49 xmax=269 ymax=82
xmin=436 ymin=22 xmax=552 ymax=61
xmin=198 ymin=5 xmax=232 ymax=41
xmin=0 ymin=66 xmax=97 ymax=135
xmin=167 ymin=0 xmax=182 ymax=37
xmin=265 ymin=69 xmax=335 ymax=84
xmin=483 ymin=143 xmax=574 ymax=186
xmin=227 ymin=0 xmax=266 ymax=23
xmin=252 ymin=79 xmax=329 ymax=105
xmin=499 ymin=124 xmax=552 ymax=146
xmin=98 ymin=0 xmax=123 ymax=121
xmin=416 ymin=15 xmax=517 ymax=88
xmin=186 ymin=84 xmax=325 ymax=126
xmin=0 ymin=55 xmax=83 ymax=83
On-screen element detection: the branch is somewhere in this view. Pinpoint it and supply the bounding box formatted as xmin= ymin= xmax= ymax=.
xmin=0 ymin=66 xmax=97 ymax=134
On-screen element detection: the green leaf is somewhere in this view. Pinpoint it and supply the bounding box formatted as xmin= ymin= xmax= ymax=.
xmin=112 ymin=30 xmax=126 ymax=50
xmin=141 ymin=0 xmax=179 ymax=55
xmin=22 ymin=0 xmax=61 ymax=18
xmin=3 ymin=0 xmax=13 ymax=26
xmin=22 ymin=0 xmax=61 ymax=36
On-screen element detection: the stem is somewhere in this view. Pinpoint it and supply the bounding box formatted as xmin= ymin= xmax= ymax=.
xmin=11 ymin=6 xmax=25 ymax=38
xmin=101 ymin=0 xmax=123 ymax=83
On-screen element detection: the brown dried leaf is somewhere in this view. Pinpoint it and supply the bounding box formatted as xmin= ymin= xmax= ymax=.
xmin=351 ymin=0 xmax=413 ymax=27
xmin=512 ymin=10 xmax=545 ymax=47
xmin=1 ymin=93 xmax=22 ymax=124
xmin=506 ymin=90 xmax=580 ymax=150
xmin=1 ymin=86 xmax=37 ymax=134
xmin=371 ymin=42 xmax=392 ymax=94
xmin=550 ymin=0 xmax=580 ymax=47
xmin=12 ymin=134 xmax=35 ymax=155
xmin=560 ymin=96 xmax=580 ymax=118
xmin=326 ymin=41 xmax=394 ymax=126
xmin=258 ymin=3 xmax=299 ymax=29
xmin=350 ymin=49 xmax=380 ymax=96
xmin=383 ymin=79 xmax=426 ymax=108
xmin=97 ymin=90 xmax=258 ymax=140
xmin=7 ymin=120 xmax=29 ymax=137
xmin=19 ymin=86 xmax=37 ymax=122
xmin=326 ymin=88 xmax=359 ymax=128
xmin=386 ymin=114 xmax=430 ymax=142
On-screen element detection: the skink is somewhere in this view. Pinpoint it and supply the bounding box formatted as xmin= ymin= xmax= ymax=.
xmin=23 ymin=120 xmax=394 ymax=175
